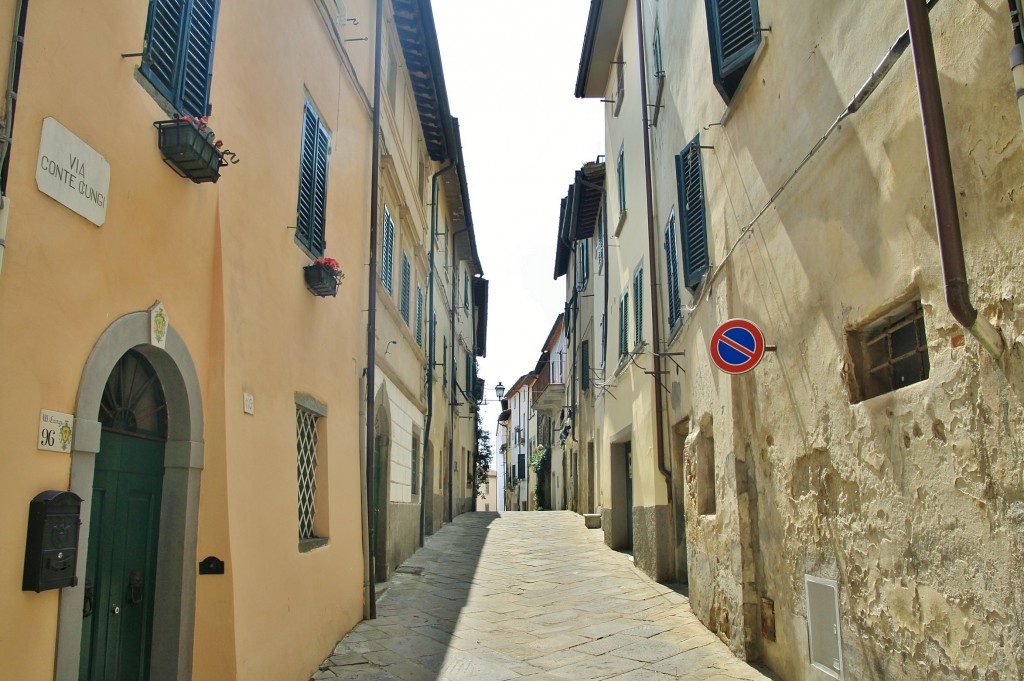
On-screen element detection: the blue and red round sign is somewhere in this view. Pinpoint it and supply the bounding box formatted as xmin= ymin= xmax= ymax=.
xmin=709 ymin=318 xmax=766 ymax=375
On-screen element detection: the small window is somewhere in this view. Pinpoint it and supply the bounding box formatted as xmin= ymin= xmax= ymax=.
xmin=614 ymin=41 xmax=625 ymax=116
xmin=411 ymin=431 xmax=420 ymax=496
xmin=517 ymin=453 xmax=526 ymax=479
xmin=141 ymin=0 xmax=221 ymax=117
xmin=704 ymin=0 xmax=762 ymax=103
xmin=695 ymin=419 xmax=715 ymax=515
xmin=616 ymin=145 xmax=627 ymax=216
xmin=596 ymin=198 xmax=606 ymax=270
xmin=676 ymin=136 xmax=709 ymax=290
xmin=581 ymin=340 xmax=591 ymax=391
xmin=296 ymin=101 xmax=331 ymax=257
xmin=631 ymin=266 xmax=644 ymax=347
xmin=463 ymin=270 xmax=470 ymax=310
xmin=381 ymin=206 xmax=395 ymax=294
xmin=296 ymin=400 xmax=328 ymax=549
xmin=415 ymin=285 xmax=424 ymax=346
xmin=576 ymin=240 xmax=589 ymax=292
xmin=401 ymin=252 xmax=411 ymax=323
xmin=664 ymin=213 xmax=683 ymax=328
xmin=618 ymin=291 xmax=629 ymax=360
xmin=846 ymin=299 xmax=929 ymax=403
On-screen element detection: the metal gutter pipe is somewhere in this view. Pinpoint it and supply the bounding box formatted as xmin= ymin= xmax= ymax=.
xmin=635 ymin=0 xmax=672 ymax=494
xmin=1007 ymin=0 xmax=1024 ymax=130
xmin=420 ymin=162 xmax=456 ymax=546
xmin=363 ymin=0 xmax=384 ymax=621
xmin=904 ymin=0 xmax=1004 ymax=360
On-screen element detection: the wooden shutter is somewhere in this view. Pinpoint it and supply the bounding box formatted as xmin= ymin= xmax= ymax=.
xmin=415 ymin=285 xmax=423 ymax=346
xmin=705 ymin=0 xmax=761 ymax=102
xmin=296 ymin=103 xmax=329 ymax=257
xmin=676 ymin=137 xmax=709 ymax=290
xmin=619 ymin=292 xmax=628 ymax=359
xmin=179 ymin=0 xmax=219 ymax=117
xmin=142 ymin=0 xmax=185 ymax=105
xmin=581 ymin=341 xmax=591 ymax=391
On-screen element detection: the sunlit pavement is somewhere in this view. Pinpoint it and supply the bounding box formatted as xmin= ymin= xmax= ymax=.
xmin=311 ymin=511 xmax=776 ymax=681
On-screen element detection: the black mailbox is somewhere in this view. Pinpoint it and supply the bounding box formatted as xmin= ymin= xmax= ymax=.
xmin=23 ymin=490 xmax=83 ymax=592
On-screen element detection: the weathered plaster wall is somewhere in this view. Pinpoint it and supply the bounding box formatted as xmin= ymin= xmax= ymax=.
xmin=652 ymin=0 xmax=1024 ymax=678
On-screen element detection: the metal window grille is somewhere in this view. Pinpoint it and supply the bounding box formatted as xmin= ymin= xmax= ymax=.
xmin=295 ymin=406 xmax=319 ymax=540
xmin=401 ymin=253 xmax=411 ymax=323
xmin=415 ymin=285 xmax=423 ymax=346
xmin=665 ymin=215 xmax=682 ymax=326
xmin=633 ymin=267 xmax=644 ymax=346
xmin=381 ymin=206 xmax=395 ymax=294
xmin=848 ymin=300 xmax=929 ymax=402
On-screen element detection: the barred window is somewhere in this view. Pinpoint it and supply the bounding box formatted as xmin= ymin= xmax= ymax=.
xmin=846 ymin=300 xmax=929 ymax=403
xmin=295 ymin=404 xmax=324 ymax=546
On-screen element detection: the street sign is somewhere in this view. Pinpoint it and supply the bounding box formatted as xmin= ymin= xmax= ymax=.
xmin=709 ymin=318 xmax=766 ymax=374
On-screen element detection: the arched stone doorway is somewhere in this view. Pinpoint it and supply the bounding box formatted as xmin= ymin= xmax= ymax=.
xmin=55 ymin=310 xmax=203 ymax=681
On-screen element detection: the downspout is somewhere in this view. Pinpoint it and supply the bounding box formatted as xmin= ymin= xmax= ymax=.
xmin=635 ymin=0 xmax=672 ymax=493
xmin=363 ymin=0 xmax=384 ymax=621
xmin=1008 ymin=0 xmax=1024 ymax=130
xmin=420 ymin=161 xmax=456 ymax=546
xmin=904 ymin=0 xmax=1004 ymax=361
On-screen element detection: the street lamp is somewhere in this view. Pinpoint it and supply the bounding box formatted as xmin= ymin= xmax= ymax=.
xmin=494 ymin=382 xmax=505 ymax=400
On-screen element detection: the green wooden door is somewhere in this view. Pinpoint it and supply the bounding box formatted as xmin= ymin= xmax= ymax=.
xmin=80 ymin=432 xmax=164 ymax=681
xmin=624 ymin=442 xmax=633 ymax=549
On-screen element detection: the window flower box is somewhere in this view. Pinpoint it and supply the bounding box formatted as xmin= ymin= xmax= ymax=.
xmin=153 ymin=118 xmax=226 ymax=183
xmin=303 ymin=257 xmax=344 ymax=297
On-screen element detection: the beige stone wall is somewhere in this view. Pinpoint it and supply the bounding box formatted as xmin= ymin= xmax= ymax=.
xmin=649 ymin=0 xmax=1024 ymax=678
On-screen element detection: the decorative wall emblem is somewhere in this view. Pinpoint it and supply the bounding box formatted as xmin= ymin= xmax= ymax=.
xmin=150 ymin=301 xmax=168 ymax=348
xmin=38 ymin=410 xmax=74 ymax=453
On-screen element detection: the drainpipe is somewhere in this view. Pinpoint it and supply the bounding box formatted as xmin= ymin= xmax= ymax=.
xmin=363 ymin=0 xmax=384 ymax=621
xmin=904 ymin=0 xmax=1004 ymax=361
xmin=1008 ymin=0 xmax=1024 ymax=130
xmin=420 ymin=162 xmax=455 ymax=546
xmin=635 ymin=0 xmax=672 ymax=493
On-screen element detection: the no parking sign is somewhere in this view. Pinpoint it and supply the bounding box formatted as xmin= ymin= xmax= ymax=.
xmin=709 ymin=319 xmax=769 ymax=375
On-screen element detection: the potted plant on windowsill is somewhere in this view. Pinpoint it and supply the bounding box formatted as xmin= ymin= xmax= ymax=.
xmin=303 ymin=257 xmax=344 ymax=297
xmin=153 ymin=115 xmax=239 ymax=184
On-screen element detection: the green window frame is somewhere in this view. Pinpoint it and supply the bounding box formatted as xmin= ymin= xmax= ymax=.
xmin=676 ymin=136 xmax=710 ymax=290
xmin=141 ymin=0 xmax=221 ymax=117
xmin=704 ymin=0 xmax=762 ymax=103
xmin=296 ymin=101 xmax=330 ymax=257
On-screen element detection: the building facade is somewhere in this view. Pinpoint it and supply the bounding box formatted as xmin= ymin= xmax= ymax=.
xmin=0 ymin=0 xmax=483 ymax=679
xmin=574 ymin=0 xmax=1024 ymax=679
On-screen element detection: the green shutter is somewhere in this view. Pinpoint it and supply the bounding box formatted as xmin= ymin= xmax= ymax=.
xmin=581 ymin=340 xmax=591 ymax=391
xmin=401 ymin=254 xmax=411 ymax=323
xmin=142 ymin=0 xmax=220 ymax=117
xmin=619 ymin=292 xmax=628 ymax=359
xmin=617 ymin=146 xmax=626 ymax=215
xmin=705 ymin=0 xmax=761 ymax=102
xmin=296 ymin=103 xmax=329 ymax=257
xmin=677 ymin=136 xmax=709 ymax=290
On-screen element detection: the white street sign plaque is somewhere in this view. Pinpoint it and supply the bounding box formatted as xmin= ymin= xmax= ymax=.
xmin=35 ymin=117 xmax=110 ymax=227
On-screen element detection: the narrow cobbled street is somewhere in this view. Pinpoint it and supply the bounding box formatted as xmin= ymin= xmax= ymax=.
xmin=312 ymin=513 xmax=776 ymax=681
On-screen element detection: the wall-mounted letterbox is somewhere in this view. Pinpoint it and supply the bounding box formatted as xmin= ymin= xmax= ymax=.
xmin=23 ymin=490 xmax=82 ymax=592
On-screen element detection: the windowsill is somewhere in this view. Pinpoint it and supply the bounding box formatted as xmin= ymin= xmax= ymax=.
xmin=299 ymin=537 xmax=329 ymax=553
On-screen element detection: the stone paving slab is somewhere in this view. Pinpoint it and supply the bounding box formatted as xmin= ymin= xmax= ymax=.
xmin=310 ymin=512 xmax=777 ymax=681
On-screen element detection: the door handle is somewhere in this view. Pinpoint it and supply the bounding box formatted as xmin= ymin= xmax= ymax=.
xmin=128 ymin=570 xmax=143 ymax=605
xmin=110 ymin=604 xmax=120 ymax=615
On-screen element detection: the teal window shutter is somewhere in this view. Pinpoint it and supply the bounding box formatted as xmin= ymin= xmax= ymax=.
xmin=401 ymin=253 xmax=411 ymax=323
xmin=616 ymin=146 xmax=626 ymax=215
xmin=142 ymin=0 xmax=220 ymax=117
xmin=633 ymin=266 xmax=644 ymax=346
xmin=415 ymin=285 xmax=423 ymax=346
xmin=296 ymin=102 xmax=330 ymax=257
xmin=381 ymin=207 xmax=395 ymax=294
xmin=665 ymin=215 xmax=682 ymax=327
xmin=704 ymin=0 xmax=761 ymax=103
xmin=676 ymin=136 xmax=709 ymax=290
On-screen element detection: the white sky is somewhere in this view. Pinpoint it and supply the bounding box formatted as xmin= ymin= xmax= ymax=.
xmin=432 ymin=0 xmax=605 ymax=447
